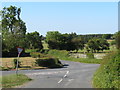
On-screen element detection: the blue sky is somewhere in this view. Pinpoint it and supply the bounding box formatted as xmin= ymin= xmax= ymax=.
xmin=2 ymin=2 xmax=118 ymax=36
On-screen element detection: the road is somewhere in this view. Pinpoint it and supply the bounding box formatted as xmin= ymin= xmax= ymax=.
xmin=2 ymin=60 xmax=100 ymax=88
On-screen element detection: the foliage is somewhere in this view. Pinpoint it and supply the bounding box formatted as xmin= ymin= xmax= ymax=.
xmin=2 ymin=6 xmax=27 ymax=57
xmin=1 ymin=6 xmax=43 ymax=57
xmin=35 ymin=57 xmax=63 ymax=68
xmin=13 ymin=59 xmax=21 ymax=68
xmin=93 ymin=51 xmax=120 ymax=89
xmin=30 ymin=52 xmax=45 ymax=58
xmin=1 ymin=74 xmax=32 ymax=88
xmin=25 ymin=49 xmax=39 ymax=53
xmin=86 ymin=53 xmax=94 ymax=59
xmin=0 ymin=66 xmax=13 ymax=71
xmin=71 ymin=37 xmax=85 ymax=52
xmin=48 ymin=50 xmax=101 ymax=64
xmin=110 ymin=40 xmax=116 ymax=45
xmin=46 ymin=31 xmax=85 ymax=51
xmin=78 ymin=34 xmax=111 ymax=43
xmin=115 ymin=31 xmax=120 ymax=49
xmin=102 ymin=34 xmax=113 ymax=39
xmin=86 ymin=38 xmax=109 ymax=52
xmin=25 ymin=31 xmax=43 ymax=50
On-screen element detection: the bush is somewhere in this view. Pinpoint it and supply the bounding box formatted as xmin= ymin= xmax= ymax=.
xmin=30 ymin=52 xmax=45 ymax=58
xmin=35 ymin=57 xmax=63 ymax=68
xmin=0 ymin=66 xmax=9 ymax=71
xmin=86 ymin=53 xmax=94 ymax=59
xmin=93 ymin=51 xmax=120 ymax=89
xmin=13 ymin=59 xmax=21 ymax=68
xmin=48 ymin=49 xmax=69 ymax=59
xmin=41 ymin=49 xmax=49 ymax=54
xmin=25 ymin=49 xmax=39 ymax=53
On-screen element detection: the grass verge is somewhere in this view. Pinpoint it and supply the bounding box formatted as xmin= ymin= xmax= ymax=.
xmin=1 ymin=74 xmax=32 ymax=88
xmin=48 ymin=50 xmax=101 ymax=64
xmin=93 ymin=50 xmax=120 ymax=89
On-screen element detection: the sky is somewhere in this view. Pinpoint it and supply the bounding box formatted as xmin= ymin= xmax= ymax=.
xmin=1 ymin=2 xmax=118 ymax=36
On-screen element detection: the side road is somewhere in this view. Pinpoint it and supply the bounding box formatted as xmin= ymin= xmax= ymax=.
xmin=2 ymin=60 xmax=100 ymax=88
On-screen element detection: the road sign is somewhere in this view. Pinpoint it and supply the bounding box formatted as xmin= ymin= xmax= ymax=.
xmin=17 ymin=47 xmax=23 ymax=54
xmin=16 ymin=47 xmax=23 ymax=75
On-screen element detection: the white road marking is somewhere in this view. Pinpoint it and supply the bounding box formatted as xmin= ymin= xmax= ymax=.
xmin=58 ymin=79 xmax=63 ymax=83
xmin=64 ymin=74 xmax=67 ymax=78
xmin=66 ymin=71 xmax=69 ymax=74
xmin=58 ymin=71 xmax=69 ymax=83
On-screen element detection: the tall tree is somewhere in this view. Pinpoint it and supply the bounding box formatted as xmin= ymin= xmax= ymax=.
xmin=1 ymin=6 xmax=27 ymax=56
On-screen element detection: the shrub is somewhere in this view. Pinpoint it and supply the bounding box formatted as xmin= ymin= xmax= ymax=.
xmin=0 ymin=66 xmax=9 ymax=71
xmin=13 ymin=59 xmax=21 ymax=68
xmin=48 ymin=49 xmax=69 ymax=59
xmin=30 ymin=52 xmax=45 ymax=58
xmin=41 ymin=49 xmax=49 ymax=54
xmin=93 ymin=51 xmax=120 ymax=89
xmin=86 ymin=53 xmax=94 ymax=59
xmin=35 ymin=57 xmax=63 ymax=68
xmin=25 ymin=49 xmax=39 ymax=53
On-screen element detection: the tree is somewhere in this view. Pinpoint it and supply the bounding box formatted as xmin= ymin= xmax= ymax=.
xmin=99 ymin=39 xmax=109 ymax=51
xmin=71 ymin=37 xmax=84 ymax=52
xmin=87 ymin=38 xmax=109 ymax=53
xmin=46 ymin=31 xmax=62 ymax=49
xmin=46 ymin=31 xmax=81 ymax=51
xmin=25 ymin=31 xmax=43 ymax=50
xmin=102 ymin=34 xmax=113 ymax=39
xmin=1 ymin=6 xmax=27 ymax=56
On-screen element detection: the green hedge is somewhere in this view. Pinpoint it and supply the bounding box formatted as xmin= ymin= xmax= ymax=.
xmin=35 ymin=57 xmax=63 ymax=68
xmin=30 ymin=52 xmax=46 ymax=58
xmin=93 ymin=51 xmax=120 ymax=89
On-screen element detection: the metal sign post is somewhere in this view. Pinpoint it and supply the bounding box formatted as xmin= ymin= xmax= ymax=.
xmin=16 ymin=47 xmax=23 ymax=75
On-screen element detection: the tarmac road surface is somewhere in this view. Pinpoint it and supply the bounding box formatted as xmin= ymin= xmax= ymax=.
xmin=2 ymin=60 xmax=100 ymax=88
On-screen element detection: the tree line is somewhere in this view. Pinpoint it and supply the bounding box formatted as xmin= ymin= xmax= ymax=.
xmin=1 ymin=6 xmax=119 ymax=57
xmin=45 ymin=31 xmax=110 ymax=52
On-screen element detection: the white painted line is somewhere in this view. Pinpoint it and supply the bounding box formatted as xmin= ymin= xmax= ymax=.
xmin=58 ymin=79 xmax=63 ymax=83
xmin=64 ymin=74 xmax=67 ymax=78
xmin=66 ymin=71 xmax=69 ymax=74
xmin=58 ymin=71 xmax=70 ymax=84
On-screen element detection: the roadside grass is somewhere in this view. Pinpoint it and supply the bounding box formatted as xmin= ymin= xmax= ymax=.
xmin=48 ymin=50 xmax=102 ymax=64
xmin=93 ymin=50 xmax=120 ymax=89
xmin=1 ymin=74 xmax=32 ymax=88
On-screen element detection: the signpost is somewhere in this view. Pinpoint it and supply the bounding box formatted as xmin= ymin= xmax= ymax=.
xmin=16 ymin=47 xmax=23 ymax=75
